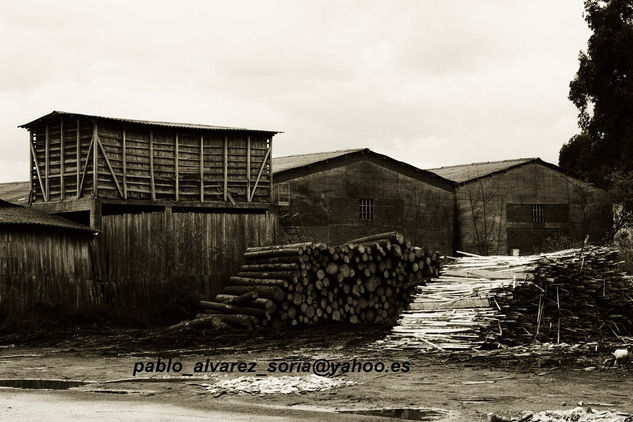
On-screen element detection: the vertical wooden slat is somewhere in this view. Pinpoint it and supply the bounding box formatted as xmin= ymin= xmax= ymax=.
xmin=175 ymin=133 xmax=179 ymax=202
xmin=122 ymin=128 xmax=127 ymax=199
xmin=200 ymin=135 xmax=204 ymax=202
xmin=28 ymin=131 xmax=33 ymax=203
xmin=92 ymin=123 xmax=98 ymax=198
xmin=60 ymin=119 xmax=65 ymax=200
xmin=246 ymin=136 xmax=251 ymax=202
xmin=76 ymin=120 xmax=80 ymax=198
xmin=150 ymin=130 xmax=156 ymax=200
xmin=268 ymin=137 xmax=273 ymax=203
xmin=45 ymin=123 xmax=49 ymax=201
xmin=224 ymin=135 xmax=228 ymax=202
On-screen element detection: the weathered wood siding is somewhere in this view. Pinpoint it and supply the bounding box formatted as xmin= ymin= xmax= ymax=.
xmin=455 ymin=162 xmax=611 ymax=255
xmin=29 ymin=117 xmax=273 ymax=204
xmin=280 ymin=161 xmax=455 ymax=254
xmin=0 ymin=227 xmax=100 ymax=317
xmin=101 ymin=210 xmax=278 ymax=305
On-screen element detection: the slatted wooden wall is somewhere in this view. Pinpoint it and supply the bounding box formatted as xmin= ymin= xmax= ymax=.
xmin=101 ymin=210 xmax=278 ymax=306
xmin=29 ymin=118 xmax=273 ymax=204
xmin=0 ymin=227 xmax=100 ymax=316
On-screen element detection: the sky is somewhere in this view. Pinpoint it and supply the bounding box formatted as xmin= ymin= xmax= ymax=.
xmin=0 ymin=0 xmax=591 ymax=182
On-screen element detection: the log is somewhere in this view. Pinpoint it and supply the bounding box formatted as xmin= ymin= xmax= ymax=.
xmin=229 ymin=276 xmax=286 ymax=287
xmin=223 ymin=285 xmax=285 ymax=301
xmin=212 ymin=291 xmax=258 ymax=305
xmin=199 ymin=300 xmax=266 ymax=317
xmin=166 ymin=315 xmax=226 ymax=331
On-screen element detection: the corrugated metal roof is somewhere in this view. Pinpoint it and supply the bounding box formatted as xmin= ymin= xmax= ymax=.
xmin=19 ymin=111 xmax=281 ymax=134
xmin=0 ymin=199 xmax=94 ymax=232
xmin=426 ymin=158 xmax=538 ymax=183
xmin=273 ymin=149 xmax=366 ymax=173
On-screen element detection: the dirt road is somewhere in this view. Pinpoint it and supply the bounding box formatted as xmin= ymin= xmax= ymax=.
xmin=0 ymin=325 xmax=630 ymax=421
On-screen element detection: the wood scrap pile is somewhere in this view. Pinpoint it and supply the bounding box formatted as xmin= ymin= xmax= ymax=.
xmin=168 ymin=232 xmax=440 ymax=331
xmin=380 ymin=246 xmax=633 ymax=351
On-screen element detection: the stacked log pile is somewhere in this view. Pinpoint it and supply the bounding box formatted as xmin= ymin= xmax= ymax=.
xmin=380 ymin=247 xmax=633 ymax=351
xmin=167 ymin=232 xmax=440 ymax=331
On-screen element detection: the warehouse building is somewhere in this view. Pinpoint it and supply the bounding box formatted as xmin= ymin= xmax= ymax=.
xmin=427 ymin=158 xmax=611 ymax=255
xmin=272 ymin=149 xmax=456 ymax=254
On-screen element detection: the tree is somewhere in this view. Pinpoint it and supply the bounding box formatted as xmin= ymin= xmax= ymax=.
xmin=561 ymin=0 xmax=633 ymax=187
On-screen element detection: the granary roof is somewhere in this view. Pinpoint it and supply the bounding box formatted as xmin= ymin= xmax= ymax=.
xmin=0 ymin=181 xmax=30 ymax=205
xmin=272 ymin=148 xmax=455 ymax=190
xmin=0 ymin=199 xmax=94 ymax=232
xmin=19 ymin=111 xmax=281 ymax=134
xmin=426 ymin=158 xmax=541 ymax=184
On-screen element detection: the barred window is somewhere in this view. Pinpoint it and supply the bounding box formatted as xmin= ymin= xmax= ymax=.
xmin=359 ymin=199 xmax=374 ymax=220
xmin=531 ymin=204 xmax=544 ymax=223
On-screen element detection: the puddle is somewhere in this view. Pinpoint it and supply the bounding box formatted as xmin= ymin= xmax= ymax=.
xmin=0 ymin=378 xmax=90 ymax=390
xmin=338 ymin=407 xmax=449 ymax=421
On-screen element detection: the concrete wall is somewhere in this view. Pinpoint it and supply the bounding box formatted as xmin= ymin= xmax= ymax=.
xmin=279 ymin=160 xmax=455 ymax=254
xmin=455 ymin=162 xmax=611 ymax=255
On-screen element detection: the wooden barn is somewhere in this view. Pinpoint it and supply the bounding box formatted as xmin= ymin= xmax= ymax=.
xmin=0 ymin=199 xmax=98 ymax=318
xmin=272 ymin=149 xmax=456 ymax=254
xmin=428 ymin=158 xmax=611 ymax=255
xmin=16 ymin=111 xmax=280 ymax=309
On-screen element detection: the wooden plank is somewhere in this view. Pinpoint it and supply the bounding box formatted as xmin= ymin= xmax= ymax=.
xmin=122 ymin=128 xmax=127 ymax=199
xmin=29 ymin=141 xmax=47 ymax=202
xmin=76 ymin=120 xmax=80 ymax=198
xmin=175 ymin=133 xmax=179 ymax=201
xmin=223 ymin=135 xmax=228 ymax=202
xmin=246 ymin=136 xmax=251 ymax=202
xmin=200 ymin=136 xmax=204 ymax=202
xmin=92 ymin=123 xmax=98 ymax=198
xmin=268 ymin=137 xmax=273 ymax=203
xmin=45 ymin=123 xmax=49 ymax=201
xmin=78 ymin=136 xmax=94 ymax=198
xmin=60 ymin=119 xmax=65 ymax=199
xmin=28 ymin=131 xmax=33 ymax=203
xmin=249 ymin=145 xmax=271 ymax=201
xmin=96 ymin=137 xmax=123 ymax=198
xmin=150 ymin=130 xmax=156 ymax=200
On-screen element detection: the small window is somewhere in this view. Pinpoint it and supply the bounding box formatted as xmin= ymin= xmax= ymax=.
xmin=531 ymin=204 xmax=544 ymax=223
xmin=359 ymin=199 xmax=374 ymax=220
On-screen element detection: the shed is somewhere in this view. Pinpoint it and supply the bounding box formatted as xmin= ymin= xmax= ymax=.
xmin=0 ymin=199 xmax=98 ymax=318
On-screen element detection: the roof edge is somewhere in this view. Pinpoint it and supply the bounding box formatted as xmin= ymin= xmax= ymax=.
xmin=18 ymin=111 xmax=281 ymax=134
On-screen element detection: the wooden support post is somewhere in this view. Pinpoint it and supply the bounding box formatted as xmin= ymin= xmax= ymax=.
xmin=76 ymin=120 xmax=80 ymax=198
xmin=30 ymin=142 xmax=47 ymax=202
xmin=78 ymin=136 xmax=93 ymax=199
xmin=223 ymin=135 xmax=228 ymax=202
xmin=28 ymin=131 xmax=33 ymax=203
xmin=249 ymin=145 xmax=271 ymax=202
xmin=97 ymin=137 xmax=123 ymax=198
xmin=200 ymin=135 xmax=204 ymax=202
xmin=92 ymin=123 xmax=98 ymax=198
xmin=175 ymin=133 xmax=179 ymax=201
xmin=90 ymin=199 xmax=102 ymax=231
xmin=122 ymin=128 xmax=127 ymax=199
xmin=268 ymin=137 xmax=273 ymax=203
xmin=45 ymin=123 xmax=49 ymax=201
xmin=246 ymin=136 xmax=251 ymax=202
xmin=150 ymin=130 xmax=156 ymax=200
xmin=60 ymin=119 xmax=65 ymax=200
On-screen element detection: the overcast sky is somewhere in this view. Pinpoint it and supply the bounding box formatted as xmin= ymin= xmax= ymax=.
xmin=0 ymin=0 xmax=590 ymax=182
